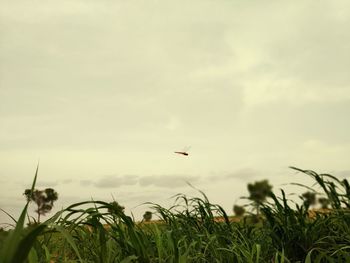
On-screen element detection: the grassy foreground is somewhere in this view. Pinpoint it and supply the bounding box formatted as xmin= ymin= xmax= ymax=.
xmin=0 ymin=167 xmax=350 ymax=262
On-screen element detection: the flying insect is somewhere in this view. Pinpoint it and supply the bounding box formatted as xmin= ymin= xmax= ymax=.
xmin=174 ymin=146 xmax=191 ymax=156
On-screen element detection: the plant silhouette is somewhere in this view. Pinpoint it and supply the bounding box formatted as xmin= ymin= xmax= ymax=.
xmin=23 ymin=188 xmax=58 ymax=223
xmin=143 ymin=211 xmax=152 ymax=222
xmin=247 ymin=179 xmax=272 ymax=216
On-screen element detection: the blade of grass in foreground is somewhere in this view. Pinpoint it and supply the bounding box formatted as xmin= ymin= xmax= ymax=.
xmin=53 ymin=225 xmax=83 ymax=262
xmin=0 ymin=202 xmax=31 ymax=263
xmin=0 ymin=164 xmax=47 ymax=263
xmin=0 ymin=208 xmax=17 ymax=225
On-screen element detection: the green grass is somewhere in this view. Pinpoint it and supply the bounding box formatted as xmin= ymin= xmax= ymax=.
xmin=0 ymin=166 xmax=349 ymax=262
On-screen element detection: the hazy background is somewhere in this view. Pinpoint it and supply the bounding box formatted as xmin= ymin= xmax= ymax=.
xmin=1 ymin=0 xmax=350 ymax=224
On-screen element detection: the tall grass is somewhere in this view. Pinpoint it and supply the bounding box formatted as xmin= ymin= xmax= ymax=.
xmin=260 ymin=167 xmax=350 ymax=262
xmin=0 ymin=166 xmax=349 ymax=262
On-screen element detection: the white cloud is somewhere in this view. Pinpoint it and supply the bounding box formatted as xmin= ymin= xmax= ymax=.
xmin=139 ymin=174 xmax=199 ymax=188
xmin=94 ymin=175 xmax=139 ymax=188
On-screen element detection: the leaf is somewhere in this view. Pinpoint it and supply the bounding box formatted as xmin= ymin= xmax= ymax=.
xmin=0 ymin=163 xmax=39 ymax=263
xmin=120 ymin=255 xmax=138 ymax=263
xmin=53 ymin=225 xmax=83 ymax=262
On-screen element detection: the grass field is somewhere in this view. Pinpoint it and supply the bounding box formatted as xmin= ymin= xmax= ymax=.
xmin=0 ymin=166 xmax=350 ymax=262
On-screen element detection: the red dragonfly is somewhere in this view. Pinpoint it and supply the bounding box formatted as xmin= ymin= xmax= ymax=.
xmin=174 ymin=146 xmax=191 ymax=156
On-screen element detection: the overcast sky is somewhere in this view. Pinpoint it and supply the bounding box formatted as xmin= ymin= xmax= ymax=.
xmin=1 ymin=0 xmax=350 ymax=224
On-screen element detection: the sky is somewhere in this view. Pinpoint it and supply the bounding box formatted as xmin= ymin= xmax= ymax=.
xmin=1 ymin=0 xmax=350 ymax=224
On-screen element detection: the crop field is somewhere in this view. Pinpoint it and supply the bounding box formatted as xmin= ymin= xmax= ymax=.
xmin=0 ymin=167 xmax=350 ymax=263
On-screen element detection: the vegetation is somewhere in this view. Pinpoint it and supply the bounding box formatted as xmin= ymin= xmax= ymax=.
xmin=0 ymin=166 xmax=350 ymax=262
xmin=247 ymin=179 xmax=273 ymax=216
xmin=23 ymin=187 xmax=58 ymax=223
xmin=301 ymin=191 xmax=317 ymax=209
xmin=142 ymin=211 xmax=152 ymax=222
xmin=318 ymin=197 xmax=330 ymax=209
xmin=233 ymin=205 xmax=245 ymax=217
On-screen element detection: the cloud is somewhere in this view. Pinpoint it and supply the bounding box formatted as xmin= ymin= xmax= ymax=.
xmin=80 ymin=180 xmax=93 ymax=186
xmin=86 ymin=170 xmax=261 ymax=190
xmin=139 ymin=174 xmax=199 ymax=188
xmin=84 ymin=174 xmax=202 ymax=189
xmin=88 ymin=174 xmax=200 ymax=189
xmin=61 ymin=179 xmax=72 ymax=184
xmin=28 ymin=178 xmax=73 ymax=188
xmin=207 ymin=168 xmax=260 ymax=183
xmin=94 ymin=175 xmax=138 ymax=189
xmin=35 ymin=180 xmax=59 ymax=187
xmin=230 ymin=2 xmax=350 ymax=108
xmin=225 ymin=169 xmax=260 ymax=181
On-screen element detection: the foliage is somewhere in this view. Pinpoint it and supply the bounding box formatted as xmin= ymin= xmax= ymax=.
xmin=247 ymin=179 xmax=273 ymax=215
xmin=108 ymin=201 xmax=125 ymax=214
xmin=318 ymin=197 xmax=330 ymax=209
xmin=301 ymin=191 xmax=316 ymax=209
xmin=233 ymin=205 xmax=245 ymax=216
xmin=0 ymin=165 xmax=62 ymax=263
xmin=0 ymin=166 xmax=350 ymax=262
xmin=24 ymin=187 xmax=58 ymax=223
xmin=143 ymin=211 xmax=152 ymax=222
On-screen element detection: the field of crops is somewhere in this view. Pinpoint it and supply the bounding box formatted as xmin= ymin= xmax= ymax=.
xmin=1 ymin=167 xmax=350 ymax=263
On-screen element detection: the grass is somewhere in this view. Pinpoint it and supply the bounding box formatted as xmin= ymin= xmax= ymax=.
xmin=0 ymin=166 xmax=349 ymax=262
